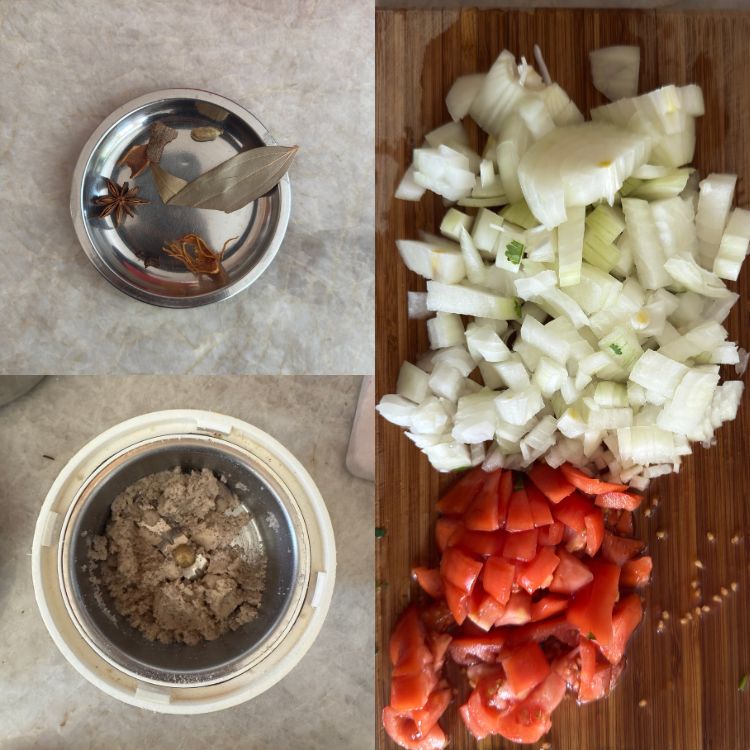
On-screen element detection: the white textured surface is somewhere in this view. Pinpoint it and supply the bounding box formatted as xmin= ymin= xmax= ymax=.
xmin=0 ymin=1 xmax=374 ymax=374
xmin=0 ymin=376 xmax=373 ymax=749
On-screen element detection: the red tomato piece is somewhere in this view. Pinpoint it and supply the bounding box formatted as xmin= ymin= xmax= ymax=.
xmin=436 ymin=466 xmax=489 ymax=516
xmin=538 ymin=521 xmax=564 ymax=546
xmin=615 ymin=510 xmax=634 ymax=536
xmin=382 ymin=707 xmax=448 ymax=750
xmin=598 ymin=593 xmax=643 ymax=664
xmin=595 ymin=490 xmax=643 ymax=511
xmin=420 ymin=600 xmax=454 ymax=633
xmin=505 ymin=488 xmax=536 ymax=532
xmin=560 ymin=463 xmax=628 ymax=495
xmin=502 ymin=614 xmax=579 ymax=649
xmin=412 ymin=567 xmax=444 ymax=599
xmin=563 ymin=525 xmax=588 ymax=553
xmin=464 ymin=470 xmax=502 ymax=531
xmin=501 ymin=641 xmax=551 ymax=698
xmin=435 ymin=517 xmax=460 ymax=554
xmin=502 ymin=528 xmax=539 ymax=561
xmin=578 ymin=636 xmax=611 ymax=703
xmin=440 ymin=547 xmax=483 ymax=594
xmin=566 ymin=560 xmax=620 ymax=645
xmin=407 ymin=686 xmax=452 ymax=737
xmin=526 ymin=483 xmax=555 ymax=527
xmin=494 ymin=590 xmax=532 ymax=626
xmin=468 ymin=586 xmax=506 ymax=632
xmin=449 ymin=631 xmax=506 ymax=666
xmin=427 ymin=631 xmax=452 ymax=673
xmin=549 ymin=548 xmax=593 ymax=595
xmin=601 ymin=531 xmax=645 ymax=566
xmin=584 ymin=509 xmax=605 ymax=557
xmin=528 ymin=462 xmax=575 ymax=503
xmin=491 ymin=687 xmax=555 ymax=744
xmin=497 ymin=469 xmax=513 ymax=527
xmin=530 ymin=594 xmax=569 ymax=622
xmin=620 ymin=555 xmax=653 ymax=588
xmin=449 ymin=528 xmax=506 ymax=558
xmin=443 ymin=581 xmax=470 ymax=626
xmin=391 ymin=669 xmax=439 ymax=712
xmin=552 ymin=491 xmax=594 ymax=532
xmin=517 ymin=546 xmax=560 ymax=594
xmin=390 ymin=606 xmax=427 ymax=668
xmin=482 ymin=556 xmax=515 ymax=606
xmin=459 ymin=690 xmax=495 ymax=741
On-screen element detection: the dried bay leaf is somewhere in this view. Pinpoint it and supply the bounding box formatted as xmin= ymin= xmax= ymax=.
xmin=151 ymin=163 xmax=188 ymax=204
xmin=167 ymin=145 xmax=298 ymax=213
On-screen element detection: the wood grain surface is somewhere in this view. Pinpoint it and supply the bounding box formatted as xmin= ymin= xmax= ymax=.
xmin=375 ymin=9 xmax=750 ymax=750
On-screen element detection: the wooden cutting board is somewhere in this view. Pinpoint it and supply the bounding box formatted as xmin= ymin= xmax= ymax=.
xmin=375 ymin=8 xmax=750 ymax=750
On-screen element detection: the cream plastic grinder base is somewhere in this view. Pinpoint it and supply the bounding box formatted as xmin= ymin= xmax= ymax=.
xmin=32 ymin=410 xmax=336 ymax=714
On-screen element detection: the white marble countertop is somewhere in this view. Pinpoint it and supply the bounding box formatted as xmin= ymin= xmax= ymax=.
xmin=0 ymin=375 xmax=373 ymax=749
xmin=0 ymin=1 xmax=373 ymax=374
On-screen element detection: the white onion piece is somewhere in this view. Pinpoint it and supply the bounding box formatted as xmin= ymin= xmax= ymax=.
xmin=445 ymin=73 xmax=485 ymax=121
xmin=589 ymin=46 xmax=640 ymax=102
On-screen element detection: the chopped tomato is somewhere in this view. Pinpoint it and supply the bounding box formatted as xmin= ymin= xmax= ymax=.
xmin=435 ymin=517 xmax=460 ymax=554
xmin=530 ymin=594 xmax=569 ymax=622
xmin=578 ymin=636 xmax=612 ymax=703
xmin=443 ymin=581 xmax=469 ymax=626
xmin=427 ymin=631 xmax=452 ymax=672
xmin=538 ymin=521 xmax=564 ymax=546
xmin=560 ymin=463 xmax=628 ymax=494
xmin=391 ymin=670 xmax=439 ymax=712
xmin=526 ymin=482 xmax=555 ymax=526
xmin=502 ymin=614 xmax=579 ymax=648
xmin=563 ymin=525 xmax=588 ymax=553
xmin=459 ymin=689 xmax=496 ymax=741
xmin=464 ymin=469 xmax=502 ymax=531
xmin=620 ymin=555 xmax=652 ymax=588
xmin=566 ymin=560 xmax=620 ymax=645
xmin=408 ymin=686 xmax=452 ymax=737
xmin=528 ymin=463 xmax=575 ymax=503
xmin=601 ymin=531 xmax=645 ymax=566
xmin=505 ymin=488 xmax=536 ymax=532
xmin=492 ymin=683 xmax=557 ymax=744
xmin=497 ymin=469 xmax=513 ymax=526
xmin=517 ymin=546 xmax=560 ymax=594
xmin=595 ymin=490 xmax=643 ymax=511
xmin=482 ymin=556 xmax=515 ymax=606
xmin=449 ymin=631 xmax=506 ymax=665
xmin=501 ymin=641 xmax=551 ymax=697
xmin=436 ymin=466 xmax=489 ymax=516
xmin=413 ymin=567 xmax=444 ymax=599
xmin=552 ymin=491 xmax=594 ymax=532
xmin=440 ymin=547 xmax=483 ymax=594
xmin=390 ymin=606 xmax=427 ymax=668
xmin=420 ymin=600 xmax=454 ymax=633
xmin=468 ymin=585 xmax=506 ymax=631
xmin=383 ymin=707 xmax=448 ymax=750
xmin=494 ymin=590 xmax=532 ymax=626
xmin=598 ymin=593 xmax=643 ymax=664
xmin=615 ymin=510 xmax=634 ymax=536
xmin=449 ymin=528 xmax=506 ymax=558
xmin=502 ymin=528 xmax=539 ymax=561
xmin=549 ymin=548 xmax=593 ymax=595
xmin=584 ymin=509 xmax=604 ymax=557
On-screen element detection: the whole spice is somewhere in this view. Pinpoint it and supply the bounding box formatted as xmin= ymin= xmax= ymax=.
xmin=191 ymin=126 xmax=223 ymax=142
xmin=117 ymin=143 xmax=150 ymax=179
xmin=162 ymin=233 xmax=237 ymax=276
xmin=93 ymin=178 xmax=149 ymax=226
xmin=146 ymin=121 xmax=178 ymax=163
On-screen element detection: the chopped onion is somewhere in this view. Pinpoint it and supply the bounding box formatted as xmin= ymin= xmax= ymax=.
xmin=695 ymin=173 xmax=737 ymax=267
xmin=589 ymin=45 xmax=640 ymax=102
xmin=446 ymin=73 xmax=486 ymax=121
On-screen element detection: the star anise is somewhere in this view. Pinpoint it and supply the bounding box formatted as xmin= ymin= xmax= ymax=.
xmin=93 ymin=178 xmax=149 ymax=226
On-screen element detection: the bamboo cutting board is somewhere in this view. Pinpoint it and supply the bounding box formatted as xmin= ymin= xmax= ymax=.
xmin=375 ymin=9 xmax=750 ymax=750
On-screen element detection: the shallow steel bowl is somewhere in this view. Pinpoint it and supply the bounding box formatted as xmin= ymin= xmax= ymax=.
xmin=70 ymin=89 xmax=291 ymax=308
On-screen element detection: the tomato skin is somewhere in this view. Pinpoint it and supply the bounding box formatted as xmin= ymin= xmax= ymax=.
xmin=482 ymin=556 xmax=515 ymax=606
xmin=530 ymin=594 xmax=569 ymax=622
xmin=505 ymin=488 xmax=536 ymax=532
xmin=597 ymin=593 xmax=643 ymax=664
xmin=449 ymin=631 xmax=506 ymax=665
xmin=464 ymin=470 xmax=502 ymax=531
xmin=526 ymin=482 xmax=555 ymax=526
xmin=440 ymin=546 xmax=483 ymax=594
xmin=549 ymin=548 xmax=594 ymax=595
xmin=408 ymin=686 xmax=453 ymax=736
xmin=444 ymin=581 xmax=470 ymax=626
xmin=390 ymin=606 xmax=427 ymax=667
xmin=528 ymin=463 xmax=575 ymax=503
xmin=413 ymin=567 xmax=444 ymax=599
xmin=501 ymin=641 xmax=551 ymax=697
xmin=595 ymin=490 xmax=643 ymax=511
xmin=615 ymin=509 xmax=634 ymax=536
xmin=436 ymin=466 xmax=489 ymax=516
xmin=620 ymin=555 xmax=652 ymax=588
xmin=584 ymin=509 xmax=605 ymax=557
xmin=538 ymin=521 xmax=564 ymax=546
xmin=427 ymin=631 xmax=452 ymax=672
xmin=517 ymin=546 xmax=560 ymax=594
xmin=601 ymin=531 xmax=645 ymax=566
xmin=459 ymin=690 xmax=495 ymax=740
xmin=502 ymin=528 xmax=539 ymax=561
xmin=552 ymin=491 xmax=595 ymax=532
xmin=391 ymin=670 xmax=439 ymax=712
xmin=566 ymin=560 xmax=620 ymax=645
xmin=450 ymin=528 xmax=506 ymax=558
xmin=383 ymin=707 xmax=448 ymax=750
xmin=560 ymin=463 xmax=628 ymax=494
xmin=502 ymin=614 xmax=579 ymax=649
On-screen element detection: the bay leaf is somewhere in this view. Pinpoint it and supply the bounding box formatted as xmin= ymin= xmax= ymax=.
xmin=167 ymin=145 xmax=298 ymax=213
xmin=151 ymin=163 xmax=188 ymax=204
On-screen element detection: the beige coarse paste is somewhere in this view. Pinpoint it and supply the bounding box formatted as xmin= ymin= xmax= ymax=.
xmin=89 ymin=468 xmax=266 ymax=645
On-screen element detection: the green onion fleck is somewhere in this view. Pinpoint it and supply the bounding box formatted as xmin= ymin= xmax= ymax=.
xmin=740 ymin=673 xmax=749 ymax=692
xmin=609 ymin=343 xmax=623 ymax=356
xmin=375 ymin=527 xmax=386 ymax=538
xmin=505 ymin=239 xmax=525 ymax=265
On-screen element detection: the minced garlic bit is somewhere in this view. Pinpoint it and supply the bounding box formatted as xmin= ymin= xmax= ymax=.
xmin=661 ymin=610 xmax=670 ymax=620
xmin=680 ymin=616 xmax=688 ymax=625
xmin=644 ymin=509 xmax=652 ymax=518
xmin=721 ymin=586 xmax=729 ymax=597
xmin=638 ymin=699 xmax=647 ymax=708
xmin=694 ymin=606 xmax=702 ymax=616
xmin=694 ymin=560 xmax=704 ymax=569
xmin=731 ymin=581 xmax=739 ymax=592
xmin=731 ymin=533 xmax=741 ymax=545
xmin=702 ymin=605 xmax=710 ymax=613
xmin=713 ymin=594 xmax=722 ymax=603
xmin=656 ymin=530 xmax=666 ymax=540
xmin=690 ymin=579 xmax=699 ymax=589
xmin=706 ymin=531 xmax=715 ymax=542
xmin=656 ymin=620 xmax=665 ymax=633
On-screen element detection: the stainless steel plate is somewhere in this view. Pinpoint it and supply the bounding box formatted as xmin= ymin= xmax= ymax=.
xmin=71 ymin=89 xmax=291 ymax=308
